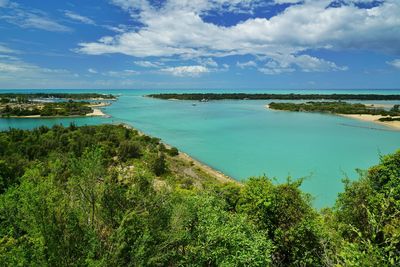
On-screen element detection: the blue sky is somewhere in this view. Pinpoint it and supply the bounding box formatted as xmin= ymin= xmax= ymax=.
xmin=0 ymin=0 xmax=399 ymax=89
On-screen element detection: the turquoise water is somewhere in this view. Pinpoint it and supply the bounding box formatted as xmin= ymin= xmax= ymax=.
xmin=1 ymin=89 xmax=400 ymax=208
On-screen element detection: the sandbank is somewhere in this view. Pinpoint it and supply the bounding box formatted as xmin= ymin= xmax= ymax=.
xmin=265 ymin=104 xmax=400 ymax=130
xmin=339 ymin=114 xmax=400 ymax=130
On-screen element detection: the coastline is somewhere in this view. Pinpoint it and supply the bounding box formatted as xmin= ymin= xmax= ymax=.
xmin=120 ymin=123 xmax=237 ymax=185
xmin=1 ymin=102 xmax=110 ymax=118
xmin=265 ymin=104 xmax=400 ymax=130
xmin=86 ymin=108 xmax=106 ymax=117
xmin=86 ymin=102 xmax=110 ymax=117
xmin=339 ymin=114 xmax=400 ymax=130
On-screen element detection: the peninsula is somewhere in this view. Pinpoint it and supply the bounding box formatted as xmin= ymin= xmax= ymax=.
xmin=148 ymin=93 xmax=400 ymax=101
xmin=0 ymin=93 xmax=116 ymax=101
xmin=0 ymin=93 xmax=116 ymax=118
xmin=268 ymin=101 xmax=400 ymax=129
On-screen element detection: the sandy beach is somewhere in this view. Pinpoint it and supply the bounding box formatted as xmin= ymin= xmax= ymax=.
xmin=266 ymin=104 xmax=400 ymax=130
xmin=86 ymin=102 xmax=111 ymax=117
xmin=86 ymin=108 xmax=105 ymax=117
xmin=339 ymin=114 xmax=400 ymax=130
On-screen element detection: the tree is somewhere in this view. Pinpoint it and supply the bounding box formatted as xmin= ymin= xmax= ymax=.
xmin=333 ymin=150 xmax=400 ymax=266
xmin=163 ymin=194 xmax=273 ymax=266
xmin=237 ymin=176 xmax=324 ymax=266
xmin=69 ymin=147 xmax=105 ymax=227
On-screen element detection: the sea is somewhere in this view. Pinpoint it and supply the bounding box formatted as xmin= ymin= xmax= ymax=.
xmin=1 ymin=89 xmax=400 ymax=208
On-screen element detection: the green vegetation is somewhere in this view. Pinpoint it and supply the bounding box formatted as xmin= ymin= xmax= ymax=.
xmin=269 ymin=101 xmax=400 ymax=116
xmin=0 ymin=101 xmax=94 ymax=117
xmin=0 ymin=93 xmax=116 ymax=103
xmin=0 ymin=124 xmax=399 ymax=266
xmin=379 ymin=117 xmax=400 ymax=122
xmin=148 ymin=93 xmax=400 ymax=101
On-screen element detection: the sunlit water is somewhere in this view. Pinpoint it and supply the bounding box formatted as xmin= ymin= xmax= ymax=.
xmin=1 ymin=89 xmax=399 ymax=208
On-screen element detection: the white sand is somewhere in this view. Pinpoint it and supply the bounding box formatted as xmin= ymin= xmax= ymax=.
xmin=339 ymin=114 xmax=400 ymax=130
xmin=265 ymin=104 xmax=400 ymax=130
xmin=86 ymin=108 xmax=106 ymax=117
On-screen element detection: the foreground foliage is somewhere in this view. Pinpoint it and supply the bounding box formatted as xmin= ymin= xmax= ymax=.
xmin=0 ymin=124 xmax=399 ymax=266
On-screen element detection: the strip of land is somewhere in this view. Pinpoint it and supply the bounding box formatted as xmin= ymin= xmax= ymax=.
xmin=339 ymin=114 xmax=400 ymax=130
xmin=267 ymin=101 xmax=400 ymax=130
xmin=0 ymin=94 xmax=114 ymax=118
xmin=148 ymin=93 xmax=400 ymax=101
xmin=0 ymin=93 xmax=116 ymax=101
xmin=120 ymin=123 xmax=236 ymax=185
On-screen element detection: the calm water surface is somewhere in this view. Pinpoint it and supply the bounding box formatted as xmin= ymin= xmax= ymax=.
xmin=1 ymin=89 xmax=399 ymax=208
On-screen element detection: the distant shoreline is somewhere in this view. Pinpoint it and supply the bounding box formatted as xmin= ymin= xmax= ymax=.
xmin=339 ymin=114 xmax=400 ymax=130
xmin=265 ymin=104 xmax=400 ymax=130
xmin=1 ymin=102 xmax=111 ymax=119
xmin=148 ymin=93 xmax=400 ymax=101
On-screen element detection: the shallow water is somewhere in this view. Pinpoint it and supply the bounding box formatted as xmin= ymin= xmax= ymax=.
xmin=1 ymin=89 xmax=399 ymax=208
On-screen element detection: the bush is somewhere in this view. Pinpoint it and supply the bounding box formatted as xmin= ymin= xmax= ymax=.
xmin=167 ymin=147 xmax=179 ymax=157
xmin=118 ymin=141 xmax=141 ymax=161
xmin=151 ymin=154 xmax=167 ymax=176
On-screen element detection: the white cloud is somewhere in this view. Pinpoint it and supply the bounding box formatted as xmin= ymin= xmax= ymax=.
xmin=196 ymin=57 xmax=218 ymax=67
xmin=104 ymin=69 xmax=140 ymax=76
xmin=64 ymin=10 xmax=95 ymax=25
xmin=110 ymin=0 xmax=265 ymax=15
xmin=134 ymin=60 xmax=164 ymax=68
xmin=259 ymin=60 xmax=295 ymax=75
xmin=103 ymin=24 xmax=131 ymax=33
xmin=77 ymin=0 xmax=400 ymax=73
xmin=88 ymin=68 xmax=98 ymax=73
xmin=0 ymin=44 xmax=17 ymax=54
xmin=237 ymin=60 xmax=257 ymax=69
xmin=259 ymin=54 xmax=347 ymax=75
xmin=387 ymin=59 xmax=400 ymax=69
xmin=0 ymin=3 xmax=71 ymax=32
xmin=0 ymin=62 xmax=23 ymax=72
xmin=0 ymin=57 xmax=70 ymax=84
xmin=161 ymin=65 xmax=209 ymax=77
xmin=274 ymin=0 xmax=302 ymax=4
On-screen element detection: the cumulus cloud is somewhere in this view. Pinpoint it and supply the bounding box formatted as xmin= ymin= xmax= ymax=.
xmin=76 ymin=0 xmax=399 ymax=73
xmin=237 ymin=60 xmax=257 ymax=69
xmin=386 ymin=59 xmax=400 ymax=69
xmin=196 ymin=57 xmax=218 ymax=67
xmin=110 ymin=0 xmax=265 ymax=15
xmin=64 ymin=10 xmax=95 ymax=25
xmin=161 ymin=65 xmax=209 ymax=77
xmin=259 ymin=54 xmax=347 ymax=74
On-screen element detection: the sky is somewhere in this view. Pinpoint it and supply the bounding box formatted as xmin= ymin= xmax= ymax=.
xmin=0 ymin=0 xmax=399 ymax=90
